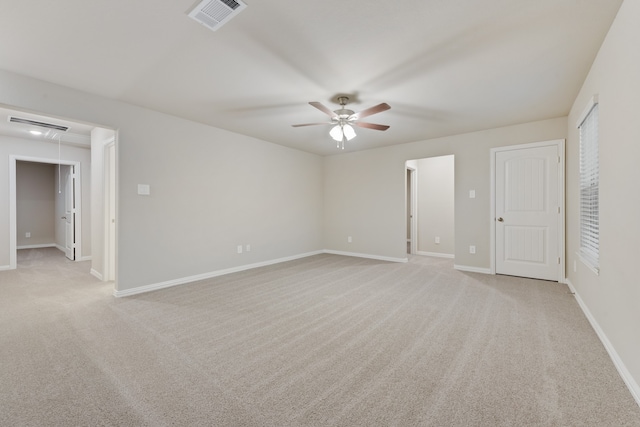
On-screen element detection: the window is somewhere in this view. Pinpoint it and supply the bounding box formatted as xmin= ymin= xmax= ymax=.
xmin=578 ymin=97 xmax=599 ymax=273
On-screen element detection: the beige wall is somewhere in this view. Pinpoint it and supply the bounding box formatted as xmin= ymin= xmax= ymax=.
xmin=324 ymin=117 xmax=567 ymax=267
xmin=416 ymin=155 xmax=454 ymax=256
xmin=0 ymin=70 xmax=324 ymax=290
xmin=566 ymin=0 xmax=640 ymax=400
xmin=16 ymin=161 xmax=55 ymax=247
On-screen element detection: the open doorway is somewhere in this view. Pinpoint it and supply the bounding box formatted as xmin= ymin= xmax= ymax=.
xmin=1 ymin=105 xmax=117 ymax=287
xmin=11 ymin=157 xmax=83 ymax=267
xmin=405 ymin=155 xmax=455 ymax=259
xmin=14 ymin=161 xmax=76 ymax=259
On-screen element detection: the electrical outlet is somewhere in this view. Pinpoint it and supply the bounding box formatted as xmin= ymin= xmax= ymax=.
xmin=237 ymin=245 xmax=243 ymax=254
xmin=348 ymin=236 xmax=352 ymax=243
xmin=469 ymin=245 xmax=476 ymax=254
xmin=25 ymin=232 xmax=31 ymax=238
xmin=573 ymin=260 xmax=577 ymax=272
xmin=435 ymin=236 xmax=440 ymax=244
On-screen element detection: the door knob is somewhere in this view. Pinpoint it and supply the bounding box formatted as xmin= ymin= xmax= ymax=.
xmin=497 ymin=217 xmax=504 ymax=222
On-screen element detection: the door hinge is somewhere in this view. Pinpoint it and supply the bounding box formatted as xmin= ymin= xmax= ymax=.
xmin=558 ymin=207 xmax=560 ymax=214
xmin=558 ymin=257 xmax=561 ymax=264
xmin=558 ymin=156 xmax=561 ymax=163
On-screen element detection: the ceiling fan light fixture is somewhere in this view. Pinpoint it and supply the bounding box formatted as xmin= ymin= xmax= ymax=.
xmin=343 ymin=124 xmax=356 ymax=140
xmin=329 ymin=125 xmax=343 ymax=141
xmin=292 ymin=96 xmax=389 ymax=149
xmin=329 ymin=124 xmax=357 ymax=142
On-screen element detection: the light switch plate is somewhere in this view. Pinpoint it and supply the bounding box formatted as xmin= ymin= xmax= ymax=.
xmin=138 ymin=184 xmax=151 ymax=196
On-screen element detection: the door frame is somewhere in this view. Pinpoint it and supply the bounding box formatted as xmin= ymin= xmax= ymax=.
xmin=406 ymin=166 xmax=417 ymax=255
xmin=103 ymin=139 xmax=116 ymax=282
xmin=9 ymin=155 xmax=82 ymax=269
xmin=489 ymin=139 xmax=565 ymax=282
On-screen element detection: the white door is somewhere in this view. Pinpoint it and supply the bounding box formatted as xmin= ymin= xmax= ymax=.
xmin=495 ymin=144 xmax=560 ymax=281
xmin=63 ymin=165 xmax=75 ymax=261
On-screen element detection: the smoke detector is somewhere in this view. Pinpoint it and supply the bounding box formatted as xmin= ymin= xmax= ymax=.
xmin=188 ymin=0 xmax=247 ymax=32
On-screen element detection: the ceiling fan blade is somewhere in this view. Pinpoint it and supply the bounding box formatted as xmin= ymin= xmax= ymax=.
xmin=353 ymin=122 xmax=390 ymax=131
xmin=309 ymin=102 xmax=338 ymax=118
xmin=351 ymin=103 xmax=391 ymax=120
xmin=291 ymin=122 xmax=332 ymax=127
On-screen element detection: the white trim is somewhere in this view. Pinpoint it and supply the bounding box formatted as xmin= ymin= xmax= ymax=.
xmin=0 ymin=265 xmax=12 ymax=271
xmin=90 ymin=269 xmax=103 ymax=280
xmin=79 ymin=256 xmax=92 ymax=262
xmin=417 ymin=251 xmax=454 ymax=259
xmin=565 ymin=279 xmax=640 ymax=407
xmin=17 ymin=244 xmax=56 ymax=250
xmin=323 ymin=250 xmax=408 ymax=263
xmin=406 ymin=165 xmax=418 ymax=255
xmin=489 ymin=139 xmax=565 ymax=281
xmin=454 ymin=264 xmax=492 ymax=274
xmin=114 ymin=251 xmax=324 ymax=297
xmin=102 ymin=138 xmax=117 ymax=283
xmin=113 ymin=250 xmax=409 ymax=298
xmin=576 ymin=95 xmax=599 ymax=128
xmin=9 ymin=155 xmax=83 ymax=270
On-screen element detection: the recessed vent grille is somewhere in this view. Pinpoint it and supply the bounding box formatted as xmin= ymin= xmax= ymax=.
xmin=188 ymin=0 xmax=247 ymax=31
xmin=9 ymin=116 xmax=69 ymax=132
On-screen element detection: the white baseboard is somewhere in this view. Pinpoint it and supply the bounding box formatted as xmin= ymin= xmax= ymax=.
xmin=114 ymin=250 xmax=324 ymax=297
xmin=416 ymin=251 xmax=454 ymax=259
xmin=453 ymin=264 xmax=492 ymax=274
xmin=0 ymin=264 xmax=12 ymax=271
xmin=90 ymin=269 xmax=103 ymax=281
xmin=565 ymin=278 xmax=640 ymax=408
xmin=323 ymin=250 xmax=408 ymax=264
xmin=113 ymin=250 xmax=411 ymax=298
xmin=55 ymin=244 xmax=65 ymax=252
xmin=17 ymin=244 xmax=56 ymax=250
xmin=79 ymin=256 xmax=92 ymax=262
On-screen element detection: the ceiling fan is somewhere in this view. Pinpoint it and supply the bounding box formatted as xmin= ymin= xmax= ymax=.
xmin=292 ymin=96 xmax=391 ymax=149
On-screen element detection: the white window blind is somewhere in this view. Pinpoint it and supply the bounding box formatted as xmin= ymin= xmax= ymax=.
xmin=578 ymin=102 xmax=599 ymax=271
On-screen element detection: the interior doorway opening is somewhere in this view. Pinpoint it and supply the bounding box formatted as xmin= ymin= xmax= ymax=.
xmin=405 ymin=155 xmax=455 ymax=259
xmin=11 ymin=156 xmax=82 ymax=267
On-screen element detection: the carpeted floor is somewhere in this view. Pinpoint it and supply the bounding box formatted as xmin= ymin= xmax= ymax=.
xmin=1 ymin=248 xmax=639 ymax=426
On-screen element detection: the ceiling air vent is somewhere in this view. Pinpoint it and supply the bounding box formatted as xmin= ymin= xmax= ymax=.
xmin=187 ymin=0 xmax=247 ymax=31
xmin=9 ymin=116 xmax=69 ymax=132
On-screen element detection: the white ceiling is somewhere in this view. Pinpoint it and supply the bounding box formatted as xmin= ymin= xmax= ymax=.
xmin=0 ymin=0 xmax=623 ymax=156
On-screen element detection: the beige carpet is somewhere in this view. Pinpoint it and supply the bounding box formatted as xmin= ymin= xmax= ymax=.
xmin=1 ymin=248 xmax=639 ymax=426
